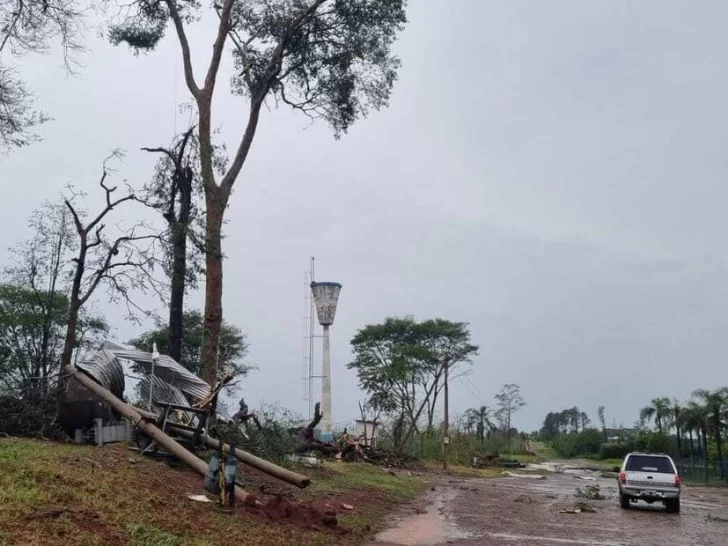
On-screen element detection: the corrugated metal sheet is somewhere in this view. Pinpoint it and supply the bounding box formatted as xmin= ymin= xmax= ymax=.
xmin=101 ymin=341 xmax=211 ymax=402
xmin=136 ymin=375 xmax=201 ymax=427
xmin=76 ymin=349 xmax=125 ymax=398
xmin=137 ymin=375 xmax=191 ymax=409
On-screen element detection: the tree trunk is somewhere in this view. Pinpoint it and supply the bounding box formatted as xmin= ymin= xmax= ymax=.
xmin=676 ymin=426 xmax=682 ymax=459
xmin=199 ymin=190 xmax=225 ymax=387
xmin=702 ymin=426 xmax=709 ymax=482
xmin=56 ymin=239 xmax=86 ymax=412
xmin=715 ymin=415 xmax=724 ymax=480
xmin=168 ymin=221 xmax=188 ymax=363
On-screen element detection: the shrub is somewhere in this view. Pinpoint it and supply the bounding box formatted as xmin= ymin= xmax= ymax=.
xmin=552 ymin=434 xmax=579 ymax=458
xmin=598 ymin=442 xmax=632 ymax=460
xmin=551 ymin=429 xmax=606 ymax=458
xmin=633 ymin=432 xmax=673 ymax=454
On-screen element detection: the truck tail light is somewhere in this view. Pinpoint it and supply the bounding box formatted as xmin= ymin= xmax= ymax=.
xmin=619 ymin=471 xmax=626 ymax=484
xmin=675 ymin=475 xmax=681 ymax=487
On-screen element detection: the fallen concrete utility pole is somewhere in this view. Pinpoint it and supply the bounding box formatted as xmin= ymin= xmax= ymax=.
xmin=64 ymin=365 xmax=250 ymax=502
xmin=135 ymin=408 xmax=311 ymax=489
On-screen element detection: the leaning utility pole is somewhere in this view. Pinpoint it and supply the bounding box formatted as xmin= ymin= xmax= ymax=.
xmin=442 ymin=361 xmax=450 ymax=470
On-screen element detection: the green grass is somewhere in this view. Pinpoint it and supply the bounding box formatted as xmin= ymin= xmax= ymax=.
xmin=599 ymin=458 xmax=622 ymax=468
xmin=128 ymin=524 xmax=185 ymax=546
xmin=299 ymin=462 xmax=427 ymax=537
xmin=0 ymin=438 xmax=425 ymax=546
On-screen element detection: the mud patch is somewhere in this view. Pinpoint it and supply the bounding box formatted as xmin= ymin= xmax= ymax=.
xmin=372 ymin=488 xmax=474 ymax=545
xmin=241 ymin=494 xmax=345 ymax=534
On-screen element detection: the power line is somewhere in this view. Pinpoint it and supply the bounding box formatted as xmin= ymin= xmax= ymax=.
xmin=459 ymin=374 xmax=491 ymax=408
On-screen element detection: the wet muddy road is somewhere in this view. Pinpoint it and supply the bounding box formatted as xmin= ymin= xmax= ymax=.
xmin=371 ymin=469 xmax=728 ymax=545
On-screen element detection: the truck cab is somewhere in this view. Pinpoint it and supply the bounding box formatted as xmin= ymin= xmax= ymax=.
xmin=618 ymin=452 xmax=681 ymax=513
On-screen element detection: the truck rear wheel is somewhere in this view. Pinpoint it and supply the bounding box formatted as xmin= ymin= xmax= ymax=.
xmin=665 ymin=498 xmax=680 ymax=513
xmin=620 ymin=494 xmax=631 ymax=509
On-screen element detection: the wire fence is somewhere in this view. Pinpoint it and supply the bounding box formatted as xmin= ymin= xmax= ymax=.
xmin=675 ymin=457 xmax=728 ymax=482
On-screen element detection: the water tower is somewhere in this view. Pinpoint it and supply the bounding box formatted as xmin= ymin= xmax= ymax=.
xmin=310 ymin=281 xmax=342 ymax=441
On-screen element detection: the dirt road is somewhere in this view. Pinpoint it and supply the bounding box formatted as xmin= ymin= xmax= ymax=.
xmin=371 ymin=468 xmax=728 ymax=545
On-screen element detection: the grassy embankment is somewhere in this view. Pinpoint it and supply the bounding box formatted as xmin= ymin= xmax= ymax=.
xmin=0 ymin=438 xmax=425 ymax=546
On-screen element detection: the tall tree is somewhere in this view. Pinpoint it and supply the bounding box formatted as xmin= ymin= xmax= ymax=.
xmin=128 ymin=309 xmax=250 ymax=378
xmin=347 ymin=316 xmax=478 ymax=452
xmin=4 ymin=200 xmax=75 ymax=396
xmin=0 ymin=0 xmax=83 ymax=150
xmin=677 ymin=404 xmax=703 ymax=461
xmin=671 ymin=398 xmax=683 ymax=458
xmin=0 ymin=284 xmax=108 ymax=398
xmin=579 ymin=411 xmax=590 ymax=431
xmin=1 ymin=199 xmax=110 ymax=401
xmin=692 ymin=388 xmax=728 ymax=480
xmin=108 ymin=0 xmax=408 ymax=387
xmin=141 ymin=127 xmax=205 ymax=363
xmin=684 ymin=401 xmax=710 ymax=481
xmin=58 ymin=154 xmax=162 ymax=381
xmin=495 ymin=383 xmax=525 ymax=450
xmin=639 ymin=397 xmax=671 ymax=433
xmin=597 ymin=405 xmax=606 ymax=432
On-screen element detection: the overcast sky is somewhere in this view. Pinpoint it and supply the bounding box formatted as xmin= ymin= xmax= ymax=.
xmin=4 ymin=0 xmax=728 ymax=432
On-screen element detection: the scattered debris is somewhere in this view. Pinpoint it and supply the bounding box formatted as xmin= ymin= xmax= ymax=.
xmin=187 ymin=494 xmax=215 ymax=503
xmin=514 ymin=494 xmax=534 ymax=503
xmin=471 ymin=454 xmax=499 ymax=468
xmin=502 ymin=471 xmax=546 ymax=479
xmin=575 ymin=476 xmax=596 ymax=481
xmin=287 ymin=455 xmax=320 ymax=468
xmin=559 ymin=501 xmax=597 ymax=515
xmin=290 ymin=403 xmax=339 ymax=457
xmin=546 ymin=495 xmax=557 ymax=499
xmin=706 ymin=514 xmax=728 ymax=523
xmin=574 ymin=484 xmax=605 ymax=500
xmin=574 ymin=501 xmax=598 ymax=513
xmin=341 ymin=503 xmax=354 ymax=510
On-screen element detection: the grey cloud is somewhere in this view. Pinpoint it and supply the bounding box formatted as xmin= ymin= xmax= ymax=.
xmin=4 ymin=1 xmax=728 ymax=433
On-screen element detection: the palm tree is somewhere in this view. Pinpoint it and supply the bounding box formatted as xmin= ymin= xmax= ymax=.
xmin=671 ymin=398 xmax=682 ymax=458
xmin=640 ymin=397 xmax=672 ymax=433
xmin=683 ymin=401 xmax=710 ymax=481
xmin=692 ymin=388 xmax=728 ymax=480
xmin=677 ymin=404 xmax=700 ymax=458
xmin=464 ymin=405 xmax=495 ymax=443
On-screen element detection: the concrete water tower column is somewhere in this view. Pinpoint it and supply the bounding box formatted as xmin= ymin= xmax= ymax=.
xmin=310 ymin=281 xmax=342 ymax=441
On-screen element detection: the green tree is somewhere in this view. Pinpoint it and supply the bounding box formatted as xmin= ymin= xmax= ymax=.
xmin=598 ymin=405 xmax=606 ymax=432
xmin=128 ymin=310 xmax=250 ymax=378
xmin=639 ymin=397 xmax=671 ymax=433
xmin=679 ymin=402 xmax=709 ymax=479
xmin=692 ymin=388 xmax=728 ymax=480
xmin=495 ymin=383 xmax=526 ymax=451
xmin=464 ymin=405 xmax=495 ymax=443
xmin=670 ymin=398 xmax=683 ymax=458
xmin=0 ymin=283 xmax=108 ymax=398
xmin=107 ymin=0 xmax=408 ymax=387
xmin=0 ymin=0 xmax=83 ymax=150
xmin=347 ymin=316 xmax=478 ymax=452
xmin=1 ymin=199 xmax=109 ymax=403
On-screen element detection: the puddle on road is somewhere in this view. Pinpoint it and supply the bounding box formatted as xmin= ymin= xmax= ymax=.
xmin=487 ymin=533 xmax=627 ymax=545
xmin=373 ymin=488 xmax=475 ymax=545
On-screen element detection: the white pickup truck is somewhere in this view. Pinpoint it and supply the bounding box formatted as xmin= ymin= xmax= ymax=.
xmin=617 ymin=452 xmax=681 ymax=513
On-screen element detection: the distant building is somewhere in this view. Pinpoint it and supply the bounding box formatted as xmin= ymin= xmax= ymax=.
xmin=606 ymin=427 xmax=638 ymax=443
xmin=354 ymin=419 xmax=380 ymax=448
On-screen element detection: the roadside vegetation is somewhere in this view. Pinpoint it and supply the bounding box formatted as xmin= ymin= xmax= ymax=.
xmin=0 ymin=438 xmax=425 ymax=546
xmin=537 ymin=390 xmax=728 ymax=483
